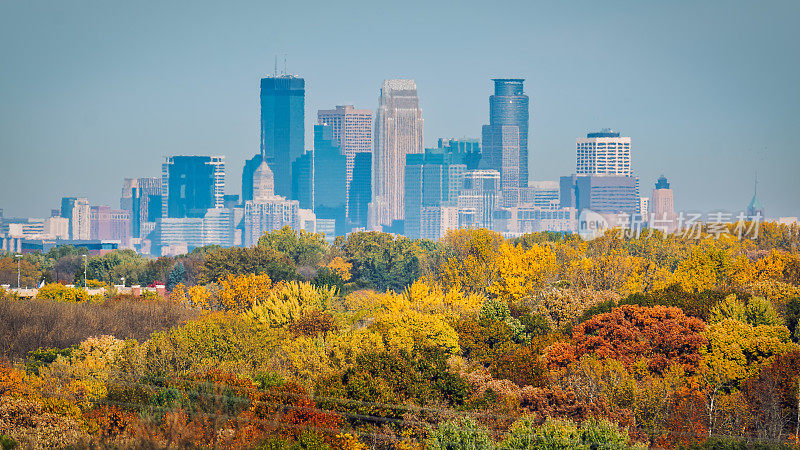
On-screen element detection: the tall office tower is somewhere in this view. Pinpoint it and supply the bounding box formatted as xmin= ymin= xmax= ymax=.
xmin=458 ymin=170 xmax=500 ymax=230
xmin=651 ymin=176 xmax=674 ymax=216
xmin=291 ymin=151 xmax=314 ymax=210
xmin=161 ymin=156 xmax=225 ymax=219
xmin=61 ymin=197 xmax=77 ymax=238
xmin=313 ymin=125 xmax=348 ymax=237
xmin=560 ymin=174 xmax=639 ymax=215
xmin=71 ymin=197 xmax=91 ymax=240
xmin=437 ymin=138 xmax=481 ymax=170
xmin=576 ymin=129 xmax=632 ymax=176
xmin=261 ymin=75 xmax=305 ymax=199
xmin=404 ymin=150 xmax=467 ymax=238
xmin=481 ymin=79 xmax=529 ymax=195
xmin=369 ymin=79 xmax=424 ymax=229
xmin=317 ymin=105 xmax=373 ymax=217
xmin=349 ymin=153 xmax=372 ymax=230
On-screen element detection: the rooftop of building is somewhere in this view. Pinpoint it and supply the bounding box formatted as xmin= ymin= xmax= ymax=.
xmin=587 ymin=128 xmax=621 ymax=138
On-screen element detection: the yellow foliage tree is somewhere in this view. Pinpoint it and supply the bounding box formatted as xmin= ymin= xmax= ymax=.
xmin=326 ymin=256 xmax=352 ymax=282
xmin=245 ymin=281 xmax=337 ymax=328
xmin=487 ymin=243 xmax=558 ymax=303
xmin=216 ymin=272 xmax=273 ymax=311
xmin=439 ymin=228 xmax=505 ymax=294
xmin=373 ymin=310 xmax=460 ymax=356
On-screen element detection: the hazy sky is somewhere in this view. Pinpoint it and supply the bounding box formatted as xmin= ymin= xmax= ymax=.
xmin=1 ymin=0 xmax=798 ymax=218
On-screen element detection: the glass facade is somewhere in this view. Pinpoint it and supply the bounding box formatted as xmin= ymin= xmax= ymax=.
xmin=161 ymin=156 xmax=225 ymax=219
xmin=481 ymin=79 xmax=529 ymax=189
xmin=260 ymin=76 xmax=305 ymax=199
xmin=313 ymin=124 xmax=347 ymax=237
xmin=348 ymin=152 xmax=371 ymax=230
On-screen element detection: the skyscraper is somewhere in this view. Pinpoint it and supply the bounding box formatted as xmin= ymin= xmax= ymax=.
xmin=651 ymin=175 xmax=677 ymax=232
xmin=161 ymin=156 xmax=225 ymax=219
xmin=71 ymin=197 xmax=91 ymax=240
xmin=576 ymin=129 xmax=632 ymax=176
xmin=317 ymin=105 xmax=373 ymax=217
xmin=481 ymin=79 xmax=529 ymax=194
xmin=369 ymin=79 xmax=424 ymax=229
xmin=261 ymin=75 xmax=305 ymax=199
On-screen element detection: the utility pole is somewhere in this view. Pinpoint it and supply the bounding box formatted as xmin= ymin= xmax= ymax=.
xmin=83 ymin=254 xmax=87 ymax=293
xmin=15 ymin=254 xmax=22 ymax=289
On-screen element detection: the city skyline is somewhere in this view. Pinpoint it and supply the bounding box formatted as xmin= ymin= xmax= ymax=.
xmin=0 ymin=0 xmax=798 ymax=218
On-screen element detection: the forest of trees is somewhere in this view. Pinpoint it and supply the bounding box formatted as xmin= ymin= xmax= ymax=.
xmin=1 ymin=222 xmax=800 ymax=449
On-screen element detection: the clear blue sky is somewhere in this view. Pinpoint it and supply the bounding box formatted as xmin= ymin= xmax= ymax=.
xmin=1 ymin=0 xmax=798 ymax=218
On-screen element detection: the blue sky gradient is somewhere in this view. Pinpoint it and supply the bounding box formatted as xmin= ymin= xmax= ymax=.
xmin=1 ymin=0 xmax=798 ymax=218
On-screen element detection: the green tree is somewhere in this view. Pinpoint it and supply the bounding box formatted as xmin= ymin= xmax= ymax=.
xmin=427 ymin=417 xmax=496 ymax=450
xmin=167 ymin=262 xmax=186 ymax=291
xmin=257 ymin=226 xmax=328 ymax=267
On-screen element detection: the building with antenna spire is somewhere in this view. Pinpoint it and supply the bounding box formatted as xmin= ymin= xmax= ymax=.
xmin=746 ymin=175 xmax=765 ymax=219
xmin=260 ymin=65 xmax=305 ymax=200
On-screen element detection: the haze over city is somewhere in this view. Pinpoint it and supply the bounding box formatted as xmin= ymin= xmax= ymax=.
xmin=1 ymin=0 xmax=798 ymax=219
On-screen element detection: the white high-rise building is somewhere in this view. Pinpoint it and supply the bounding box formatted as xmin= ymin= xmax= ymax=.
xmin=244 ymin=161 xmax=305 ymax=247
xmin=369 ymin=80 xmax=424 ymax=229
xmin=576 ymin=129 xmax=631 ymax=176
xmin=72 ymin=197 xmax=91 ymax=240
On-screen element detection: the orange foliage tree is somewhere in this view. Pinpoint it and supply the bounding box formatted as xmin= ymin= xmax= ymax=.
xmin=545 ymin=305 xmax=707 ymax=375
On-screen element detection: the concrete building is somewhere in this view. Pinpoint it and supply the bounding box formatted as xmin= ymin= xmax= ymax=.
xmin=71 ymin=198 xmax=91 ymax=240
xmin=44 ymin=217 xmax=69 ymax=239
xmin=317 ymin=105 xmax=372 ymax=217
xmin=369 ymin=79 xmax=424 ymax=229
xmin=494 ymin=205 xmax=578 ymax=236
xmin=244 ymin=161 xmax=305 ymax=247
xmin=560 ymin=175 xmax=639 ymax=216
xmin=458 ymin=170 xmax=500 ymax=230
xmin=576 ymin=129 xmax=631 ymax=176
xmin=528 ymin=181 xmax=560 ymax=210
xmin=420 ymin=205 xmax=459 ymax=241
xmin=651 ymin=175 xmax=677 ymax=232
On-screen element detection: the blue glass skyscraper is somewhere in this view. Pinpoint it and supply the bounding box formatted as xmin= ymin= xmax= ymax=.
xmin=481 ymin=79 xmax=529 ymax=190
xmin=260 ymin=75 xmax=305 ymax=199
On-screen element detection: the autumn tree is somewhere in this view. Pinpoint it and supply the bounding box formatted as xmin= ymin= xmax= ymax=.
xmin=545 ymin=305 xmax=707 ymax=375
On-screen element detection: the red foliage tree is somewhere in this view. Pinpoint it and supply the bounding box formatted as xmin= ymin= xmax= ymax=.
xmin=546 ymin=305 xmax=707 ymax=374
xmin=247 ymin=381 xmax=339 ymax=439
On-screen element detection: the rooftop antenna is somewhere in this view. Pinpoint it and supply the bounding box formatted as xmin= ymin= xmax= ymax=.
xmin=273 ymin=55 xmax=278 ymax=77
xmin=283 ymin=54 xmax=287 ymax=76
